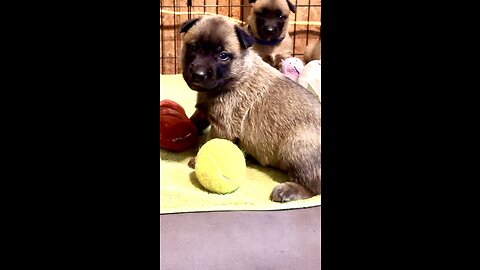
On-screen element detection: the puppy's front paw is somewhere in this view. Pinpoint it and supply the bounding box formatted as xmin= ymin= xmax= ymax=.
xmin=188 ymin=157 xmax=196 ymax=169
xmin=270 ymin=182 xmax=314 ymax=202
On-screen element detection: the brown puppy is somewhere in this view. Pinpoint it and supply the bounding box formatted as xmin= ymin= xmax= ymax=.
xmin=246 ymin=0 xmax=296 ymax=70
xmin=180 ymin=15 xmax=321 ymax=202
xmin=304 ymin=39 xmax=321 ymax=64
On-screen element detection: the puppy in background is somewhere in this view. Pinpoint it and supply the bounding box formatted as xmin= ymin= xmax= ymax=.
xmin=180 ymin=15 xmax=321 ymax=202
xmin=246 ymin=0 xmax=296 ymax=70
xmin=304 ymin=25 xmax=321 ymax=64
xmin=303 ymin=39 xmax=321 ymax=64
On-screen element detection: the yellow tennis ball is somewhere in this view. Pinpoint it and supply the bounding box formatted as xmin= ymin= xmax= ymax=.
xmin=195 ymin=138 xmax=246 ymax=194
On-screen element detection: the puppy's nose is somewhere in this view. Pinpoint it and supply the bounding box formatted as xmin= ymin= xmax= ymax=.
xmin=192 ymin=66 xmax=208 ymax=82
xmin=266 ymin=25 xmax=274 ymax=32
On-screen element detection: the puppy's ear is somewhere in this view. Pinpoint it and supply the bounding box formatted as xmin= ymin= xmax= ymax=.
xmin=248 ymin=0 xmax=256 ymax=3
xmin=234 ymin=25 xmax=255 ymax=49
xmin=180 ymin=17 xmax=201 ymax=33
xmin=286 ymin=0 xmax=296 ymax=13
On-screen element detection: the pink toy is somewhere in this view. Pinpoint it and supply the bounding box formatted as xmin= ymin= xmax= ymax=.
xmin=280 ymin=57 xmax=304 ymax=82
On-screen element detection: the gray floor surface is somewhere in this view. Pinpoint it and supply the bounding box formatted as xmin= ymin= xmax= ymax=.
xmin=160 ymin=206 xmax=321 ymax=270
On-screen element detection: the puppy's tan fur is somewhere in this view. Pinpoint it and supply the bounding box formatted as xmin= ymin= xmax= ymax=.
xmin=247 ymin=0 xmax=295 ymax=70
xmin=182 ymin=16 xmax=321 ymax=202
xmin=304 ymin=39 xmax=321 ymax=64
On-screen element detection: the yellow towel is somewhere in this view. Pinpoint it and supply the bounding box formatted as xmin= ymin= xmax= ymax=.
xmin=160 ymin=74 xmax=321 ymax=214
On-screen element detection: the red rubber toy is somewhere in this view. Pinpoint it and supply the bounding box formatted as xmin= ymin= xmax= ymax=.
xmin=160 ymin=100 xmax=198 ymax=152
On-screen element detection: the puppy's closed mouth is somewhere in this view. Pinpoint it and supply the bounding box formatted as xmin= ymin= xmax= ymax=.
xmin=184 ymin=72 xmax=219 ymax=91
xmin=188 ymin=81 xmax=218 ymax=92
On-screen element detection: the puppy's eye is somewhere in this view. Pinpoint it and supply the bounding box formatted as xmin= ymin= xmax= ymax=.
xmin=218 ymin=52 xmax=230 ymax=61
xmin=279 ymin=15 xmax=286 ymax=20
xmin=189 ymin=43 xmax=198 ymax=51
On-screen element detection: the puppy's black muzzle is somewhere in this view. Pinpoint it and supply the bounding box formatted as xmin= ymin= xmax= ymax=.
xmin=191 ymin=65 xmax=209 ymax=82
xmin=259 ymin=24 xmax=280 ymax=40
xmin=186 ymin=61 xmax=217 ymax=91
xmin=265 ymin=25 xmax=275 ymax=34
